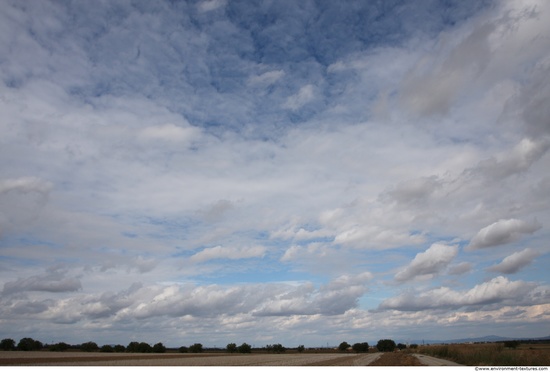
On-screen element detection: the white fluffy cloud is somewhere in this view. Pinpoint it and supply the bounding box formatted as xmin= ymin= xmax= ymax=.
xmin=395 ymin=243 xmax=458 ymax=282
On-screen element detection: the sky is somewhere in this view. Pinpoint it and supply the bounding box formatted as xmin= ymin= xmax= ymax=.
xmin=0 ymin=0 xmax=549 ymax=348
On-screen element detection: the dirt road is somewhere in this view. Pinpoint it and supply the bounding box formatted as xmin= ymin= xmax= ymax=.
xmin=413 ymin=353 xmax=464 ymax=366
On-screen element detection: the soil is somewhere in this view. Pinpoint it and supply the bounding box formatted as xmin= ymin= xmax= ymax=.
xmin=368 ymin=352 xmax=425 ymax=366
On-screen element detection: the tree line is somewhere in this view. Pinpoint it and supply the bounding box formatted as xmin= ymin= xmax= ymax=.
xmin=1 ymin=337 xmax=419 ymax=354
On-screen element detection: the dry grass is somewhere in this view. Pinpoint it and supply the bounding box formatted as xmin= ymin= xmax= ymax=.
xmin=368 ymin=352 xmax=424 ymax=366
xmin=418 ymin=343 xmax=550 ymax=366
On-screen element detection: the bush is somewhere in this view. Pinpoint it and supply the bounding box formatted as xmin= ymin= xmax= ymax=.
xmin=178 ymin=346 xmax=189 ymax=353
xmin=114 ymin=344 xmax=126 ymax=352
xmin=272 ymin=343 xmax=286 ymax=353
xmin=297 ymin=345 xmax=305 ymax=353
xmin=376 ymin=339 xmax=396 ymax=352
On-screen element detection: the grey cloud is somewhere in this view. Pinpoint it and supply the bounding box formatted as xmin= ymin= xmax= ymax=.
xmin=487 ymin=248 xmax=540 ymax=274
xmin=378 ymin=276 xmax=540 ymax=312
xmin=3 ymin=271 xmax=82 ymax=295
xmin=467 ymin=218 xmax=542 ymax=250
xmin=448 ymin=262 xmax=473 ymax=275
xmin=0 ymin=177 xmax=52 ymax=195
xmin=395 ymin=243 xmax=458 ymax=282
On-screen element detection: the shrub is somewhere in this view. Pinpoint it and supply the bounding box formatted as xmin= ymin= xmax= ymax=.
xmin=178 ymin=346 xmax=188 ymax=353
xmin=100 ymin=345 xmax=114 ymax=353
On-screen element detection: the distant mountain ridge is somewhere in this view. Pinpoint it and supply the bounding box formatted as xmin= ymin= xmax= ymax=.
xmin=398 ymin=334 xmax=550 ymax=345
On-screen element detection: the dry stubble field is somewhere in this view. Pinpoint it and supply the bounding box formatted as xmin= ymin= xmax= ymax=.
xmin=0 ymin=351 xmax=384 ymax=366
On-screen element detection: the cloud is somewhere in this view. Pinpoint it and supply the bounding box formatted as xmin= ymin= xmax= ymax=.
xmin=197 ymin=0 xmax=227 ymax=13
xmin=395 ymin=243 xmax=458 ymax=282
xmin=448 ymin=262 xmax=473 ymax=275
xmin=138 ymin=123 xmax=200 ymax=143
xmin=467 ymin=219 xmax=542 ymax=250
xmin=282 ymin=84 xmax=315 ymax=111
xmin=378 ymin=276 xmax=541 ymax=312
xmin=0 ymin=177 xmax=52 ymax=195
xmin=3 ymin=269 xmax=82 ymax=295
xmin=487 ymin=248 xmax=540 ymax=274
xmin=248 ymin=70 xmax=285 ymax=86
xmin=190 ymin=245 xmax=266 ymax=263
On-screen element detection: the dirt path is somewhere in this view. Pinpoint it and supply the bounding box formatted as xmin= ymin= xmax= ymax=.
xmin=368 ymin=352 xmax=424 ymax=366
xmin=304 ymin=352 xmax=382 ymax=366
xmin=413 ymin=353 xmax=464 ymax=366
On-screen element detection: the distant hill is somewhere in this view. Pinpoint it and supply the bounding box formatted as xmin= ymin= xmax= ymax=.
xmin=397 ymin=335 xmax=550 ymax=345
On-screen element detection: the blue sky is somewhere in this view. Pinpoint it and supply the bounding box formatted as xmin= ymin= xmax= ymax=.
xmin=1 ymin=0 xmax=549 ymax=347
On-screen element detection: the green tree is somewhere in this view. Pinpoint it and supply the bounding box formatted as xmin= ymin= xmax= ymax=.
xmin=127 ymin=341 xmax=140 ymax=353
xmin=178 ymin=346 xmax=189 ymax=353
xmin=397 ymin=343 xmax=407 ymax=350
xmin=352 ymin=342 xmax=369 ymax=353
xmin=297 ymin=345 xmax=305 ymax=353
xmin=114 ymin=344 xmax=126 ymax=352
xmin=238 ymin=343 xmax=252 ymax=353
xmin=0 ymin=338 xmax=16 ymax=351
xmin=189 ymin=343 xmax=203 ymax=353
xmin=338 ymin=341 xmax=351 ymax=352
xmin=376 ymin=339 xmax=396 ymax=352
xmin=49 ymin=342 xmax=70 ymax=352
xmin=153 ymin=342 xmax=166 ymax=353
xmin=80 ymin=341 xmax=99 ymax=352
xmin=272 ymin=343 xmax=286 ymax=353
xmin=138 ymin=342 xmax=152 ymax=353
xmin=100 ymin=345 xmax=114 ymax=353
xmin=17 ymin=338 xmax=43 ymax=351
xmin=226 ymin=343 xmax=237 ymax=353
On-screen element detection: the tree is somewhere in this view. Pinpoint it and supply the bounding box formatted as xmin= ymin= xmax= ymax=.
xmin=272 ymin=343 xmax=286 ymax=353
xmin=138 ymin=342 xmax=152 ymax=353
xmin=376 ymin=339 xmax=396 ymax=352
xmin=127 ymin=342 xmax=140 ymax=353
xmin=189 ymin=343 xmax=203 ymax=353
xmin=338 ymin=341 xmax=351 ymax=352
xmin=100 ymin=345 xmax=114 ymax=353
xmin=17 ymin=338 xmax=43 ymax=351
xmin=178 ymin=346 xmax=188 ymax=353
xmin=0 ymin=339 xmax=16 ymax=351
xmin=352 ymin=342 xmax=369 ymax=353
xmin=297 ymin=345 xmax=305 ymax=353
xmin=80 ymin=341 xmax=99 ymax=352
xmin=49 ymin=342 xmax=70 ymax=352
xmin=238 ymin=343 xmax=252 ymax=353
xmin=397 ymin=343 xmax=407 ymax=350
xmin=114 ymin=344 xmax=126 ymax=352
xmin=153 ymin=342 xmax=166 ymax=353
xmin=226 ymin=343 xmax=237 ymax=353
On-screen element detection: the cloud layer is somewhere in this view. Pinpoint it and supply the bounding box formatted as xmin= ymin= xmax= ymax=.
xmin=0 ymin=0 xmax=549 ymax=346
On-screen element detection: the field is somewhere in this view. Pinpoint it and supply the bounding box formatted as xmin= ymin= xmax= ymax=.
xmin=0 ymin=351 xmax=383 ymax=366
xmin=416 ymin=343 xmax=550 ymax=366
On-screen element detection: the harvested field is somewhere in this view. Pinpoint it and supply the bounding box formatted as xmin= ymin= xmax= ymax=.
xmin=0 ymin=351 xmax=369 ymax=366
